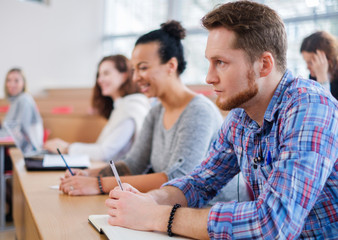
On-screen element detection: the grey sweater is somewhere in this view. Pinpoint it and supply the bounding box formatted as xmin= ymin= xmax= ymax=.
xmin=123 ymin=94 xmax=223 ymax=180
xmin=4 ymin=92 xmax=43 ymax=148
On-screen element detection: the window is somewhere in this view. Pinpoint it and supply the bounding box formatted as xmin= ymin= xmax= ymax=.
xmin=103 ymin=0 xmax=338 ymax=84
xmin=19 ymin=0 xmax=49 ymax=4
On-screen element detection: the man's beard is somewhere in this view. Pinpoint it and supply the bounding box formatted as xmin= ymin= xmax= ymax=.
xmin=216 ymin=68 xmax=258 ymax=111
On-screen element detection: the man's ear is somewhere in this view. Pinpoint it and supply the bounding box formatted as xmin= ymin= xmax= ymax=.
xmin=259 ymin=52 xmax=274 ymax=77
xmin=167 ymin=57 xmax=178 ymax=75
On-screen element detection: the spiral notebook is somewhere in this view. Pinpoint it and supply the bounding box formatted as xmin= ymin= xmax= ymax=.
xmin=88 ymin=214 xmax=188 ymax=240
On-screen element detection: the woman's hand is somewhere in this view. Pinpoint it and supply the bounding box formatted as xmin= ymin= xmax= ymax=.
xmin=59 ymin=176 xmax=100 ymax=196
xmin=311 ymin=50 xmax=329 ymax=83
xmin=64 ymin=168 xmax=89 ymax=178
xmin=44 ymin=138 xmax=70 ymax=154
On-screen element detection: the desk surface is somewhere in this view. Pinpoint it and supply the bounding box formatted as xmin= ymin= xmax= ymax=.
xmin=10 ymin=148 xmax=108 ymax=239
xmin=0 ymin=140 xmax=15 ymax=230
xmin=0 ymin=139 xmax=14 ymax=145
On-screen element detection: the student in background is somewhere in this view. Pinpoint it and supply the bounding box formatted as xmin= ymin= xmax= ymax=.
xmin=58 ymin=20 xmax=224 ymax=196
xmin=300 ymin=31 xmax=338 ymax=100
xmin=105 ymin=2 xmax=337 ymax=239
xmin=4 ymin=68 xmax=43 ymax=149
xmin=44 ymin=55 xmax=150 ymax=163
xmin=3 ymin=67 xmax=43 ymax=222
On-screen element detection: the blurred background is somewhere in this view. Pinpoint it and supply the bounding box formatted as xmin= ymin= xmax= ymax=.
xmin=0 ymin=0 xmax=337 ymax=97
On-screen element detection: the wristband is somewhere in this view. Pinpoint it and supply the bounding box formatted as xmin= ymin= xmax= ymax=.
xmin=167 ymin=204 xmax=181 ymax=237
xmin=97 ymin=176 xmax=105 ymax=194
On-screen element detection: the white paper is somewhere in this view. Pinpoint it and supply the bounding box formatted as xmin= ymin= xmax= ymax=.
xmin=102 ymin=225 xmax=188 ymax=240
xmin=42 ymin=154 xmax=91 ymax=168
xmin=89 ymin=214 xmax=188 ymax=239
xmin=49 ymin=185 xmax=60 ymax=190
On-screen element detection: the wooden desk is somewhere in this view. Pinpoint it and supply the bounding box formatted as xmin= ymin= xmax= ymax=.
xmin=10 ymin=148 xmax=108 ymax=239
xmin=0 ymin=139 xmax=14 ymax=231
xmin=0 ymin=93 xmax=107 ymax=144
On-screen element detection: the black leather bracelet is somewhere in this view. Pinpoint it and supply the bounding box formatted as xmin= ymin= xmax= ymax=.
xmin=97 ymin=176 xmax=105 ymax=194
xmin=167 ymin=204 xmax=181 ymax=237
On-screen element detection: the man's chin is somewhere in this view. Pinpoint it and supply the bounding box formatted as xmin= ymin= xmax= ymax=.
xmin=215 ymin=67 xmax=259 ymax=111
xmin=216 ymin=98 xmax=234 ymax=111
xmin=216 ymin=90 xmax=257 ymax=111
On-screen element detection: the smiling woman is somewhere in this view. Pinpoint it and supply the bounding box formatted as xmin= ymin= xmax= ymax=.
xmin=43 ymin=55 xmax=150 ymax=163
xmin=57 ymin=20 xmax=224 ymax=197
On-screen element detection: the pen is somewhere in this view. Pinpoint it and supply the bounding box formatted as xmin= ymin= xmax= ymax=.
xmin=109 ymin=160 xmax=124 ymax=191
xmin=266 ymin=150 xmax=272 ymax=165
xmin=57 ymin=148 xmax=74 ymax=176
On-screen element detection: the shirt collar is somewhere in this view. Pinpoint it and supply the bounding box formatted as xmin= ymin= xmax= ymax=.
xmin=263 ymin=69 xmax=294 ymax=123
xmin=235 ymin=69 xmax=294 ymax=130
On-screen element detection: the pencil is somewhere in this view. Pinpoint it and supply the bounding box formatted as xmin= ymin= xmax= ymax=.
xmin=57 ymin=148 xmax=74 ymax=176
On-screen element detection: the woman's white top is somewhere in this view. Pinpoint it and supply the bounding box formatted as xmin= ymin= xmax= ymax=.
xmin=68 ymin=93 xmax=150 ymax=162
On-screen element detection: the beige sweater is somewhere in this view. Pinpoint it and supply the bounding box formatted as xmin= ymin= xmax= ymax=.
xmin=68 ymin=94 xmax=150 ymax=162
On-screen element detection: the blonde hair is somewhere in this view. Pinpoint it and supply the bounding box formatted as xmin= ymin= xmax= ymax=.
xmin=4 ymin=68 xmax=27 ymax=98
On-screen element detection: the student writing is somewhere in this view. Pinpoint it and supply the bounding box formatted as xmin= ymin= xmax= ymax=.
xmin=105 ymin=2 xmax=338 ymax=239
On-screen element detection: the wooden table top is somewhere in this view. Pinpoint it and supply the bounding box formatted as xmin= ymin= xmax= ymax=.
xmin=11 ymin=148 xmax=108 ymax=239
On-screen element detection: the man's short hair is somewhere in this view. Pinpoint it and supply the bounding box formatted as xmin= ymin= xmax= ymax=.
xmin=202 ymin=1 xmax=287 ymax=73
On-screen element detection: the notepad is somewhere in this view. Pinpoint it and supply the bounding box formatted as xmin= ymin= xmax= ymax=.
xmin=88 ymin=214 xmax=188 ymax=239
xmin=43 ymin=154 xmax=90 ymax=168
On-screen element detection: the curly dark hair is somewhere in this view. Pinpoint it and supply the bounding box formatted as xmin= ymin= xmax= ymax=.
xmin=92 ymin=55 xmax=140 ymax=119
xmin=135 ymin=20 xmax=187 ymax=75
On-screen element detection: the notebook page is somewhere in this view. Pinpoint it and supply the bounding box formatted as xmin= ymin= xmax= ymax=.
xmin=88 ymin=214 xmax=110 ymax=233
xmin=43 ymin=154 xmax=90 ymax=167
xmin=102 ymin=223 xmax=188 ymax=239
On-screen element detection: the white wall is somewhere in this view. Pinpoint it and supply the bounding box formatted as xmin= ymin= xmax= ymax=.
xmin=0 ymin=0 xmax=104 ymax=98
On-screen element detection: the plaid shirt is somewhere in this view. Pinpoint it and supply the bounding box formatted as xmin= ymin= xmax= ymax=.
xmin=164 ymin=70 xmax=338 ymax=239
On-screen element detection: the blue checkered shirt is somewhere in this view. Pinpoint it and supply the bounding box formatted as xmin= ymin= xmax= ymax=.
xmin=164 ymin=70 xmax=338 ymax=239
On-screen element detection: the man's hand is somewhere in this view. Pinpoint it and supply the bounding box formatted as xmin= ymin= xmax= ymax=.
xmin=105 ymin=187 xmax=167 ymax=231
